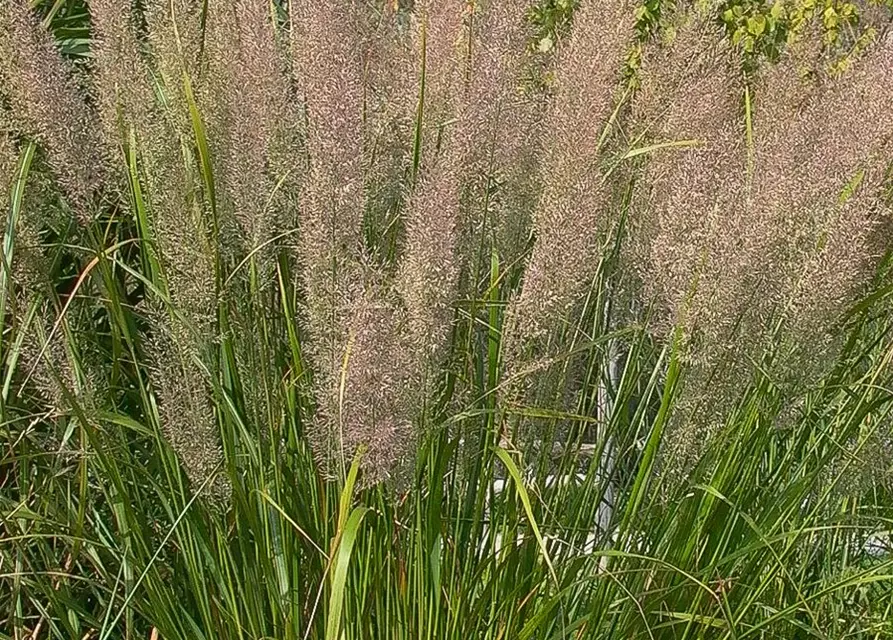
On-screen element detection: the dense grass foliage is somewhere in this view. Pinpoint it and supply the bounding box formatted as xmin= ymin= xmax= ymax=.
xmin=2 ymin=1 xmax=893 ymax=639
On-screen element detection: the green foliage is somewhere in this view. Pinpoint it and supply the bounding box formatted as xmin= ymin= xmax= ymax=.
xmin=531 ymin=0 xmax=663 ymax=53
xmin=719 ymin=0 xmax=893 ymax=58
xmin=531 ymin=0 xmax=892 ymax=61
xmin=33 ymin=0 xmax=92 ymax=59
xmin=721 ymin=0 xmax=790 ymax=55
xmin=529 ymin=0 xmax=578 ymax=53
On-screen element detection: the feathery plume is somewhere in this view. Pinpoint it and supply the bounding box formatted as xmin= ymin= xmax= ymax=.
xmin=17 ymin=300 xmax=86 ymax=413
xmin=397 ymin=153 xmax=461 ymax=361
xmin=133 ymin=2 xmax=229 ymax=500
xmin=201 ymin=1 xmax=301 ymax=441
xmin=145 ymin=211 xmax=224 ymax=501
xmin=204 ymin=0 xmax=294 ymax=255
xmin=362 ymin=3 xmax=417 ymax=255
xmin=318 ymin=285 xmax=415 ymax=484
xmin=631 ymin=18 xmax=754 ymax=475
xmin=635 ymin=27 xmax=893 ymax=475
xmin=139 ymin=133 xmax=224 ymax=499
xmin=395 ymin=0 xmax=466 ymax=363
xmin=142 ymin=1 xmax=217 ymax=332
xmin=413 ymin=0 xmax=466 ymax=127
xmin=1 ymin=140 xmax=101 ymax=419
xmin=502 ymin=0 xmax=635 ymax=376
xmin=293 ymin=0 xmax=366 ymax=342
xmin=785 ymin=194 xmax=888 ymax=361
xmin=461 ymin=0 xmax=540 ymax=264
xmin=634 ymin=20 xmax=750 ymax=355
xmin=637 ymin=25 xmax=892 ymax=367
xmin=754 ymin=33 xmax=893 ymax=240
xmin=0 ymin=129 xmax=60 ymax=290
xmin=148 ymin=316 xmax=231 ymax=504
xmin=141 ymin=134 xmax=216 ymax=345
xmin=145 ymin=0 xmax=205 ymax=96
xmin=143 ymin=0 xmax=208 ymax=158
xmin=291 ymin=0 xmax=369 ymax=470
xmin=753 ymin=31 xmax=893 ymax=364
xmin=362 ymin=4 xmax=417 ymax=123
xmin=0 ymin=0 xmax=103 ymax=217
xmin=2 ymin=131 xmax=92 ymax=412
xmin=398 ymin=0 xmax=535 ymax=363
xmin=88 ymin=0 xmax=157 ymax=161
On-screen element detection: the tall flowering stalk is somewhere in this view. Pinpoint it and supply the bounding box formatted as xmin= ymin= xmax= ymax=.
xmin=397 ymin=153 xmax=462 ymax=363
xmin=204 ymin=0 xmax=294 ymax=256
xmin=292 ymin=0 xmax=366 ymax=355
xmin=753 ymin=32 xmax=893 ymax=375
xmin=396 ymin=0 xmax=466 ymax=364
xmin=296 ymin=0 xmax=537 ymax=476
xmin=633 ymin=22 xmax=893 ymax=474
xmin=637 ymin=23 xmax=893 ymax=365
xmin=412 ymin=0 xmax=466 ymax=129
xmin=89 ymin=0 xmax=156 ymax=165
xmin=362 ymin=4 xmax=418 ymax=257
xmin=87 ymin=0 xmax=230 ymax=500
xmin=631 ymin=16 xmax=753 ymax=473
xmin=0 ymin=0 xmax=104 ymax=219
xmin=336 ymin=285 xmax=414 ymax=483
xmin=147 ymin=315 xmax=230 ymax=504
xmin=460 ymin=0 xmax=540 ymax=264
xmin=145 ymin=0 xmax=205 ymax=111
xmin=0 ymin=4 xmax=109 ymax=424
xmin=399 ymin=0 xmax=535 ymax=368
xmin=291 ymin=0 xmax=375 ymax=473
xmin=139 ymin=5 xmax=217 ymax=342
xmin=633 ymin=19 xmax=750 ymax=358
xmin=501 ymin=0 xmax=635 ymax=392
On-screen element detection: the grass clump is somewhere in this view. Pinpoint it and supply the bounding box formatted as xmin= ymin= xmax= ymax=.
xmin=1 ymin=1 xmax=893 ymax=639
